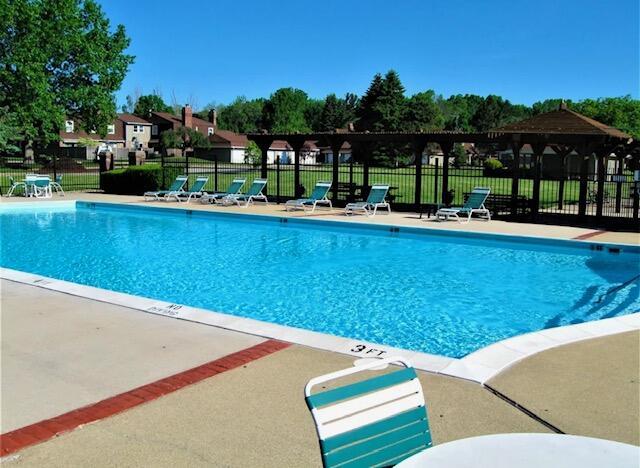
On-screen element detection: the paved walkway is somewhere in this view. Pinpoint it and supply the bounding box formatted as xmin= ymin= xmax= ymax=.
xmin=1 ymin=280 xmax=263 ymax=433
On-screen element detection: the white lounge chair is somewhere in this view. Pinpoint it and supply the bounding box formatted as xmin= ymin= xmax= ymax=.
xmin=201 ymin=178 xmax=246 ymax=204
xmin=285 ymin=181 xmax=332 ymax=213
xmin=345 ymin=184 xmax=391 ymax=216
xmin=6 ymin=177 xmax=26 ymax=196
xmin=435 ymin=187 xmax=491 ymax=223
xmin=222 ymin=178 xmax=268 ymax=207
xmin=305 ymin=356 xmax=432 ymax=467
xmin=50 ymin=175 xmax=65 ymax=196
xmin=144 ymin=175 xmax=188 ymax=201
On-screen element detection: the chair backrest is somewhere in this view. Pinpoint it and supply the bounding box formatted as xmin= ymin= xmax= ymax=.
xmin=309 ymin=181 xmax=332 ymax=200
xmin=463 ymin=187 xmax=491 ymax=210
xmin=226 ymin=178 xmax=246 ymax=194
xmin=55 ymin=174 xmax=63 ymax=184
xmin=305 ymin=356 xmax=431 ymax=468
xmin=189 ymin=177 xmax=208 ymax=193
xmin=367 ymin=184 xmax=390 ymax=204
xmin=168 ymin=175 xmax=188 ymax=192
xmin=34 ymin=176 xmax=51 ymax=187
xmin=246 ymin=178 xmax=267 ymax=196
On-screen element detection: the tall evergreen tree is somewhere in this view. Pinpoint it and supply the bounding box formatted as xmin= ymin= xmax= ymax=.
xmin=318 ymin=93 xmax=359 ymax=131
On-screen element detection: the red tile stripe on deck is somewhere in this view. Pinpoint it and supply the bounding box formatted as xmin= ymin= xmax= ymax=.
xmin=0 ymin=339 xmax=290 ymax=457
xmin=573 ymin=230 xmax=606 ymax=240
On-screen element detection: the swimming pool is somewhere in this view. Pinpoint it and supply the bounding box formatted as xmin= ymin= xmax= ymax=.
xmin=1 ymin=201 xmax=639 ymax=358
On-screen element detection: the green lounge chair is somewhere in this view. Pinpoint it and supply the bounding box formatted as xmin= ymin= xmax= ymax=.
xmin=345 ymin=184 xmax=390 ymax=216
xmin=435 ymin=187 xmax=491 ymax=223
xmin=50 ymin=174 xmax=64 ymax=196
xmin=200 ymin=178 xmax=246 ymax=204
xmin=169 ymin=176 xmax=209 ymax=203
xmin=222 ymin=178 xmax=268 ymax=207
xmin=285 ymin=181 xmax=332 ymax=213
xmin=305 ymin=356 xmax=432 ymax=468
xmin=144 ymin=175 xmax=188 ymax=201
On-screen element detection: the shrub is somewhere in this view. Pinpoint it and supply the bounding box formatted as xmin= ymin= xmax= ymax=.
xmin=101 ymin=164 xmax=162 ymax=195
xmin=483 ymin=158 xmax=504 ymax=171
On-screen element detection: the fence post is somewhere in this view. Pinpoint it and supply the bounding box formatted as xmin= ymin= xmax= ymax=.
xmin=413 ymin=139 xmax=425 ymax=211
xmin=52 ymin=150 xmax=57 ymax=182
xmin=185 ymin=150 xmax=190 ymax=190
xmin=578 ymin=146 xmax=590 ymax=218
xmin=510 ymin=139 xmax=522 ymax=217
xmin=276 ymin=155 xmax=281 ymax=203
xmin=433 ymin=158 xmax=439 ymax=204
xmin=330 ymin=140 xmax=342 ymax=204
xmin=161 ymin=150 xmax=165 ymax=189
xmin=214 ymin=153 xmax=218 ymax=192
xmin=614 ymin=155 xmax=623 ymax=213
xmin=439 ymin=141 xmax=452 ymax=206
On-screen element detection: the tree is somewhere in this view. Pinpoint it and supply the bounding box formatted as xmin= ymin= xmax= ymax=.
xmin=451 ymin=143 xmax=467 ymax=168
xmin=262 ymin=88 xmax=311 ymax=133
xmin=134 ymin=94 xmax=172 ymax=116
xmin=318 ymin=93 xmax=359 ymax=131
xmin=215 ymin=97 xmax=265 ymax=133
xmin=0 ymin=0 xmax=134 ymax=145
xmin=404 ymin=90 xmax=444 ymax=132
xmin=0 ymin=106 xmax=22 ymax=154
xmin=304 ymin=98 xmax=325 ymax=132
xmin=440 ymin=94 xmax=484 ymax=131
xmin=355 ymin=73 xmax=385 ymax=131
xmin=574 ymin=96 xmax=640 ymax=139
xmin=160 ymin=127 xmax=210 ymax=155
xmin=244 ymin=140 xmax=261 ymax=166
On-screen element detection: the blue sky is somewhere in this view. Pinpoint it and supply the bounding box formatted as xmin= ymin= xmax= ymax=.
xmin=101 ymin=0 xmax=639 ymax=109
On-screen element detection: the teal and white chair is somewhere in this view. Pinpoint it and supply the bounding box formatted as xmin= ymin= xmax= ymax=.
xmin=435 ymin=187 xmax=491 ymax=223
xmin=305 ymin=356 xmax=432 ymax=468
xmin=144 ymin=175 xmax=188 ymax=201
xmin=28 ymin=176 xmax=53 ymax=198
xmin=201 ymin=178 xmax=246 ymax=204
xmin=222 ymin=178 xmax=268 ymax=207
xmin=6 ymin=177 xmax=26 ymax=197
xmin=345 ymin=184 xmax=391 ymax=216
xmin=285 ymin=181 xmax=333 ymax=213
xmin=51 ymin=174 xmax=64 ymax=196
xmin=169 ymin=176 xmax=209 ymax=203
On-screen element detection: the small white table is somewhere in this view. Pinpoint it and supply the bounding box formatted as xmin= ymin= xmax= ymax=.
xmin=395 ymin=433 xmax=639 ymax=468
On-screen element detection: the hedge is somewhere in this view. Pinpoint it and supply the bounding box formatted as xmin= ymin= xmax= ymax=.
xmin=100 ymin=164 xmax=162 ymax=195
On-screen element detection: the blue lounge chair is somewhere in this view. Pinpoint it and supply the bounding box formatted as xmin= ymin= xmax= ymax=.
xmin=305 ymin=356 xmax=432 ymax=467
xmin=6 ymin=177 xmax=26 ymax=197
xmin=144 ymin=175 xmax=188 ymax=201
xmin=169 ymin=176 xmax=209 ymax=203
xmin=285 ymin=181 xmax=333 ymax=213
xmin=50 ymin=174 xmax=64 ymax=196
xmin=345 ymin=184 xmax=391 ymax=216
xmin=222 ymin=178 xmax=268 ymax=207
xmin=435 ymin=187 xmax=491 ymax=223
xmin=200 ymin=178 xmax=246 ymax=204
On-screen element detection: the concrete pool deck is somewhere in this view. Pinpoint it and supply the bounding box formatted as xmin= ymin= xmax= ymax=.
xmin=2 ymin=192 xmax=638 ymax=245
xmin=1 ymin=193 xmax=639 ymax=464
xmin=1 ymin=281 xmax=638 ymax=465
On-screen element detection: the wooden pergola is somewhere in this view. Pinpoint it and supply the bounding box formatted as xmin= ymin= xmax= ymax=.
xmin=248 ymin=105 xmax=637 ymax=227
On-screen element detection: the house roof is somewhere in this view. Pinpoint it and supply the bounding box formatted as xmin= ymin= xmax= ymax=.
xmin=118 ymin=113 xmax=151 ymax=125
xmin=210 ymin=129 xmax=249 ymax=147
xmin=492 ymin=108 xmax=631 ymax=139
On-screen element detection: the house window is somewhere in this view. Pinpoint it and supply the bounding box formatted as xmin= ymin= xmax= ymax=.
xmin=133 ymin=124 xmax=144 ymax=133
xmin=65 ymin=120 xmax=74 ymax=132
xmin=208 ymin=127 xmax=214 ymax=136
xmin=151 ymin=125 xmax=158 ymax=136
xmin=107 ymin=124 xmax=115 ymax=135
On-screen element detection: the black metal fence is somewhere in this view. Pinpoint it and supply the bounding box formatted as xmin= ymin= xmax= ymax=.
xmin=2 ymin=149 xmax=638 ymax=229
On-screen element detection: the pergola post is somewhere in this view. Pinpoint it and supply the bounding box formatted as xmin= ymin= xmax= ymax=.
xmin=413 ymin=138 xmax=427 ymax=211
xmin=551 ymin=145 xmax=573 ymax=211
xmin=577 ymin=143 xmax=592 ymax=218
xmin=289 ymin=138 xmax=306 ymax=199
xmin=362 ymin=142 xmax=371 ymax=190
xmin=255 ymin=138 xmax=272 ymax=180
xmin=531 ymin=143 xmax=546 ymax=219
xmin=595 ymin=149 xmax=607 ymax=219
xmin=330 ymin=138 xmax=343 ymax=204
xmin=615 ymin=153 xmax=624 ymax=213
xmin=439 ymin=141 xmax=453 ymax=205
xmin=510 ymin=137 xmax=522 ymax=217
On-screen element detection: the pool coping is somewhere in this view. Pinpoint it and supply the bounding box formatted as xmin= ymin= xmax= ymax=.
xmin=2 ymin=200 xmax=639 ymax=384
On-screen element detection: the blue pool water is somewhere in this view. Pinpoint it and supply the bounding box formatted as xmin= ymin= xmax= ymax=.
xmin=1 ymin=202 xmax=639 ymax=358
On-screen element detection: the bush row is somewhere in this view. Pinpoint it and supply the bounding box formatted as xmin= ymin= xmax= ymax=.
xmin=100 ymin=165 xmax=163 ymax=195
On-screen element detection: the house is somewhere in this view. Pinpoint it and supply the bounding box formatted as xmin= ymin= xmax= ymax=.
xmin=318 ymin=142 xmax=352 ymax=163
xmin=59 ymin=113 xmax=153 ymax=149
xmin=146 ymin=106 xmax=216 ymax=151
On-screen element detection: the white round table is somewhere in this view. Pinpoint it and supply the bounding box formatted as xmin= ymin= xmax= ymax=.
xmin=395 ymin=433 xmax=639 ymax=468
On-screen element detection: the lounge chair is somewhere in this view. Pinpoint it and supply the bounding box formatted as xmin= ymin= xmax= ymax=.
xmin=51 ymin=175 xmax=64 ymax=196
xmin=435 ymin=187 xmax=491 ymax=223
xmin=6 ymin=177 xmax=26 ymax=196
xmin=29 ymin=176 xmax=52 ymax=198
xmin=305 ymin=356 xmax=432 ymax=468
xmin=169 ymin=176 xmax=209 ymax=203
xmin=144 ymin=175 xmax=188 ymax=201
xmin=222 ymin=178 xmax=268 ymax=207
xmin=344 ymin=184 xmax=390 ymax=216
xmin=285 ymin=181 xmax=332 ymax=213
xmin=200 ymin=178 xmax=246 ymax=204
